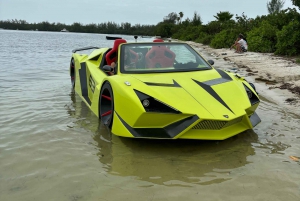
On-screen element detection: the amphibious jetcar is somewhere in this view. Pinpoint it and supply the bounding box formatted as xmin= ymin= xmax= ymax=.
xmin=69 ymin=39 xmax=261 ymax=140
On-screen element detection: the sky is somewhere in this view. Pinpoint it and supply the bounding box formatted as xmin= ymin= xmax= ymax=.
xmin=0 ymin=0 xmax=298 ymax=25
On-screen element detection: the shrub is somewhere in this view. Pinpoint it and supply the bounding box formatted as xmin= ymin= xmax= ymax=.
xmin=247 ymin=20 xmax=278 ymax=52
xmin=194 ymin=32 xmax=212 ymax=45
xmin=275 ymin=20 xmax=300 ymax=56
xmin=210 ymin=29 xmax=239 ymax=48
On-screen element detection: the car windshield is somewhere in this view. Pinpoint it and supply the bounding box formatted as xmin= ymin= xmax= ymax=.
xmin=119 ymin=42 xmax=212 ymax=74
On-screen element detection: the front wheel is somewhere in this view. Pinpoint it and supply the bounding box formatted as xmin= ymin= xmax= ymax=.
xmin=99 ymin=82 xmax=114 ymax=128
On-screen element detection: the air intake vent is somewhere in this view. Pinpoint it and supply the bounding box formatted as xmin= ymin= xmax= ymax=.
xmin=192 ymin=116 xmax=243 ymax=130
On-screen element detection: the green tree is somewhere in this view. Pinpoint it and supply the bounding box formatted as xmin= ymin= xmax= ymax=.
xmin=192 ymin=12 xmax=202 ymax=26
xmin=247 ymin=20 xmax=278 ymax=52
xmin=179 ymin=11 xmax=184 ymax=24
xmin=163 ymin=12 xmax=178 ymax=24
xmin=210 ymin=29 xmax=239 ymax=48
xmin=267 ymin=0 xmax=285 ymax=14
xmin=275 ymin=20 xmax=300 ymax=55
xmin=213 ymin=11 xmax=234 ymax=22
xmin=155 ymin=22 xmax=175 ymax=37
xmin=292 ymin=0 xmax=300 ymax=8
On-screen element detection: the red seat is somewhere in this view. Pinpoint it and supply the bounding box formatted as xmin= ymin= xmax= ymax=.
xmin=106 ymin=39 xmax=127 ymax=65
xmin=145 ymin=45 xmax=176 ymax=68
xmin=153 ymin=39 xmax=164 ymax=42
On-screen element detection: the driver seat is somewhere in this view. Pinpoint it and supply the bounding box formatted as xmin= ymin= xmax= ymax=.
xmin=106 ymin=39 xmax=127 ymax=65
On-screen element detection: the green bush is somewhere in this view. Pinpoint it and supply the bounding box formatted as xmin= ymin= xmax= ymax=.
xmin=205 ymin=21 xmax=222 ymax=35
xmin=194 ymin=32 xmax=213 ymax=45
xmin=275 ymin=20 xmax=300 ymax=56
xmin=210 ymin=29 xmax=239 ymax=48
xmin=247 ymin=20 xmax=278 ymax=52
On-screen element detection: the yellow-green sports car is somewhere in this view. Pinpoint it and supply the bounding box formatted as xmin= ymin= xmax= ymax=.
xmin=69 ymin=39 xmax=261 ymax=140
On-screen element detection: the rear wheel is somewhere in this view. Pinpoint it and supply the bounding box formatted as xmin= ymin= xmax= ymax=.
xmin=99 ymin=82 xmax=114 ymax=128
xmin=70 ymin=58 xmax=75 ymax=88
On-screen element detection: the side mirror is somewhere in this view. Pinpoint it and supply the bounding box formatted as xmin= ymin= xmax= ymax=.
xmin=208 ymin=60 xmax=214 ymax=65
xmin=103 ymin=65 xmax=113 ymax=72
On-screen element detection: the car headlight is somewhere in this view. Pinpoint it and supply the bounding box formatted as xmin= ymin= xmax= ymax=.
xmin=134 ymin=89 xmax=181 ymax=113
xmin=246 ymin=88 xmax=253 ymax=98
xmin=243 ymin=83 xmax=259 ymax=105
xmin=142 ymin=99 xmax=150 ymax=107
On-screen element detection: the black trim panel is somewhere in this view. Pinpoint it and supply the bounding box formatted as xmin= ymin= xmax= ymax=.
xmin=216 ymin=69 xmax=233 ymax=81
xmin=203 ymin=78 xmax=231 ymax=86
xmin=90 ymin=54 xmax=100 ymax=61
xmin=203 ymin=69 xmax=232 ymax=86
xmin=116 ymin=113 xmax=199 ymax=138
xmin=243 ymin=83 xmax=260 ymax=105
xmin=249 ymin=112 xmax=261 ymax=127
xmin=79 ymin=62 xmax=91 ymax=105
xmin=144 ymin=80 xmax=181 ymax=87
xmin=134 ymin=89 xmax=181 ymax=114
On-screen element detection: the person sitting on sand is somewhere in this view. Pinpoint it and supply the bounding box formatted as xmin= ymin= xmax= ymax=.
xmin=230 ymin=34 xmax=248 ymax=53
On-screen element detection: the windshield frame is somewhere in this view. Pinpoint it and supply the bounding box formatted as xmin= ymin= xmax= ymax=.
xmin=119 ymin=42 xmax=212 ymax=74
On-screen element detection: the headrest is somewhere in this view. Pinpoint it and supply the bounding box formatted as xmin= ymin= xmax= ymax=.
xmin=113 ymin=39 xmax=127 ymax=50
xmin=106 ymin=39 xmax=127 ymax=65
xmin=153 ymin=39 xmax=164 ymax=42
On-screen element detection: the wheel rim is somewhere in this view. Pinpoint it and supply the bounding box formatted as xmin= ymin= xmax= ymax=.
xmin=100 ymin=84 xmax=114 ymax=127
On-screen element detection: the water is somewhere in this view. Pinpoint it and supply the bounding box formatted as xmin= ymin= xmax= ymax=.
xmin=0 ymin=30 xmax=299 ymax=201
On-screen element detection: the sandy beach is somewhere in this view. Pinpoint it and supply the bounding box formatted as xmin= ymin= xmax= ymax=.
xmin=186 ymin=41 xmax=300 ymax=116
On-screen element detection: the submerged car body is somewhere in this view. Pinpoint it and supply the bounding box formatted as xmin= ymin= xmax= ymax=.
xmin=70 ymin=39 xmax=261 ymax=140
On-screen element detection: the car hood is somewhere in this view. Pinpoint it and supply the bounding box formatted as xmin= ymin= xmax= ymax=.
xmin=125 ymin=69 xmax=251 ymax=120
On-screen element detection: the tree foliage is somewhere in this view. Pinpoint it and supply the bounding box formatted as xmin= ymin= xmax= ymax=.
xmin=1 ymin=7 xmax=300 ymax=56
xmin=247 ymin=21 xmax=278 ymax=52
xmin=163 ymin=12 xmax=178 ymax=24
xmin=214 ymin=11 xmax=234 ymax=22
xmin=275 ymin=20 xmax=300 ymax=56
xmin=0 ymin=19 xmax=156 ymax=36
xmin=267 ymin=0 xmax=285 ymax=14
xmin=292 ymin=0 xmax=300 ymax=8
xmin=210 ymin=29 xmax=239 ymax=48
xmin=192 ymin=12 xmax=202 ymax=26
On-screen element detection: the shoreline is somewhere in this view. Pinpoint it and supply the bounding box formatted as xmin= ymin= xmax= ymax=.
xmin=185 ymin=41 xmax=300 ymax=116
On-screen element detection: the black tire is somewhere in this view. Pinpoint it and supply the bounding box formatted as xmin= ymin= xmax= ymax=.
xmin=99 ymin=82 xmax=114 ymax=128
xmin=70 ymin=58 xmax=75 ymax=88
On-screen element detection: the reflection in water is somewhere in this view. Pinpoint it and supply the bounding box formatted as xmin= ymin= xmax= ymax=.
xmin=68 ymin=92 xmax=259 ymax=186
xmin=107 ymin=131 xmax=257 ymax=186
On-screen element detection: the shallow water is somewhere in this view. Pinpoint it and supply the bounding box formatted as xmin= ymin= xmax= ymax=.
xmin=0 ymin=30 xmax=299 ymax=201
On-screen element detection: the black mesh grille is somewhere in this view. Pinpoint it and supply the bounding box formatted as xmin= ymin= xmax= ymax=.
xmin=192 ymin=116 xmax=243 ymax=130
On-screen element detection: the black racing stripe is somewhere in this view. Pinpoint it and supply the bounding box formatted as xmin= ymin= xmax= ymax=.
xmin=116 ymin=112 xmax=199 ymax=138
xmin=203 ymin=78 xmax=231 ymax=86
xmin=216 ymin=69 xmax=233 ymax=81
xmin=144 ymin=80 xmax=181 ymax=87
xmin=79 ymin=62 xmax=91 ymax=105
xmin=193 ymin=79 xmax=234 ymax=114
xmin=90 ymin=54 xmax=100 ymax=61
xmin=203 ymin=69 xmax=232 ymax=86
